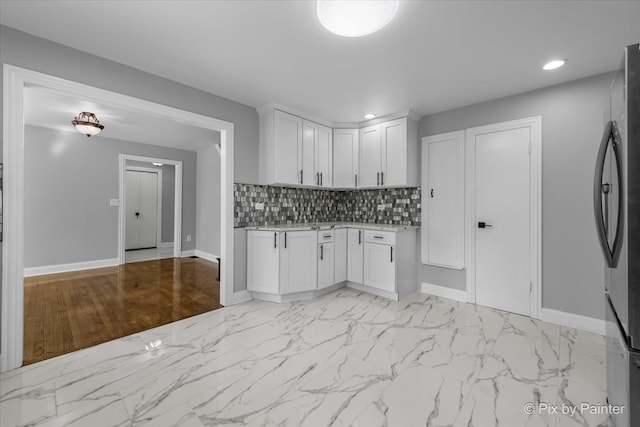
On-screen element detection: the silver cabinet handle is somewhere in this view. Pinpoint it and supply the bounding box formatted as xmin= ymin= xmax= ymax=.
xmin=377 ymin=172 xmax=380 ymax=186
xmin=390 ymin=246 xmax=393 ymax=262
xmin=430 ymin=188 xmax=434 ymax=198
xmin=373 ymin=235 xmax=384 ymax=239
xmin=320 ymin=244 xmax=324 ymax=260
xmin=381 ymin=171 xmax=384 ymax=186
xmin=358 ymin=230 xmax=362 ymax=245
xmin=355 ymin=174 xmax=358 ymax=187
xmin=320 ymin=172 xmax=323 ymax=186
xmin=300 ymin=170 xmax=303 ymax=185
xmin=274 ymin=232 xmax=277 ymax=249
xmin=284 ymin=232 xmax=287 ymax=248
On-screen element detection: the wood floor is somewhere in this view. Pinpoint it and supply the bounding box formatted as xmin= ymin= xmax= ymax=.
xmin=24 ymin=257 xmax=221 ymax=365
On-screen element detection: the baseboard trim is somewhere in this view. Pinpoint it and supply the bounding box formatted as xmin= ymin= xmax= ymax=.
xmin=194 ymin=250 xmax=220 ymax=263
xmin=539 ymin=307 xmax=605 ymax=336
xmin=24 ymin=258 xmax=120 ymax=277
xmin=419 ymin=282 xmax=468 ymax=303
xmin=181 ymin=250 xmax=196 ymax=258
xmin=250 ymin=282 xmax=347 ymax=304
xmin=347 ymin=282 xmax=399 ymax=301
xmin=159 ymin=242 xmax=174 ymax=249
xmin=231 ymin=290 xmax=252 ymax=304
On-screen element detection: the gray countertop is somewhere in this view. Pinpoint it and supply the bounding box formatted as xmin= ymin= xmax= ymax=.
xmin=244 ymin=222 xmax=418 ymax=232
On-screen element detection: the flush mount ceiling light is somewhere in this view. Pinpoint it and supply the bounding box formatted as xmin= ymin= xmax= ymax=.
xmin=542 ymin=59 xmax=567 ymax=71
xmin=317 ymin=0 xmax=399 ymax=37
xmin=71 ymin=112 xmax=104 ymax=137
xmin=152 ymin=162 xmax=163 ymax=167
xmin=363 ymin=113 xmax=376 ymax=120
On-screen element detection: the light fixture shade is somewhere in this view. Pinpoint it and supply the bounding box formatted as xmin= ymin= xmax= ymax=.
xmin=317 ymin=0 xmax=399 ymax=37
xmin=71 ymin=112 xmax=104 ymax=137
xmin=543 ymin=59 xmax=567 ymax=71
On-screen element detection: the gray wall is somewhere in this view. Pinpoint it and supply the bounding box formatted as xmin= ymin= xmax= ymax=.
xmin=196 ymin=144 xmax=222 ymax=257
xmin=418 ymin=71 xmax=614 ymax=320
xmin=24 ymin=125 xmax=197 ymax=268
xmin=126 ymin=160 xmax=175 ymax=243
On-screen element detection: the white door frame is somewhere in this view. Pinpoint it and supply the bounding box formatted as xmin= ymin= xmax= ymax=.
xmin=122 ymin=160 xmax=176 ymax=260
xmin=2 ymin=64 xmax=235 ymax=372
xmin=465 ymin=116 xmax=542 ymax=318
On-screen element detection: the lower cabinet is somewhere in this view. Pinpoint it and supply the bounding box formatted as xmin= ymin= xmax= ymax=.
xmin=317 ymin=242 xmax=335 ymax=290
xmin=363 ymin=242 xmax=395 ymax=292
xmin=347 ymin=229 xmax=364 ymax=284
xmin=247 ymin=230 xmax=317 ymax=296
xmin=334 ymin=229 xmax=347 ymax=283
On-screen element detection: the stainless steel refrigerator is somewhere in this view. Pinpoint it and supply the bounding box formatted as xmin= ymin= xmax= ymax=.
xmin=594 ymin=43 xmax=640 ymax=427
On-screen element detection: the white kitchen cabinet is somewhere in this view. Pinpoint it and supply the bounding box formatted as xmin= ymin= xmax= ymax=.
xmin=272 ymin=110 xmax=303 ymax=185
xmin=347 ymin=228 xmax=364 ymax=284
xmin=334 ymin=228 xmax=347 ymax=283
xmin=317 ymin=125 xmax=333 ymax=187
xmin=359 ymin=117 xmax=418 ymax=188
xmin=317 ymin=241 xmax=335 ymax=289
xmin=280 ymin=230 xmax=318 ymax=294
xmin=359 ymin=124 xmax=382 ymax=187
xmin=360 ymin=229 xmax=417 ymax=300
xmin=302 ymin=120 xmax=318 ymax=186
xmin=247 ymin=230 xmax=280 ymax=294
xmin=421 ymin=131 xmax=465 ymax=269
xmin=247 ymin=230 xmax=317 ymax=297
xmin=333 ymin=129 xmax=359 ymax=188
xmin=364 ymin=242 xmax=396 ymax=293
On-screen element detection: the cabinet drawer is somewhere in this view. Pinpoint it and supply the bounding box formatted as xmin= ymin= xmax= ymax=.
xmin=318 ymin=230 xmax=334 ymax=243
xmin=364 ymin=230 xmax=396 ymax=245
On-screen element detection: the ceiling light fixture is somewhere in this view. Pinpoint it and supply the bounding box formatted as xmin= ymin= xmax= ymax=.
xmin=317 ymin=0 xmax=399 ymax=37
xmin=152 ymin=162 xmax=163 ymax=167
xmin=542 ymin=59 xmax=567 ymax=71
xmin=71 ymin=112 xmax=104 ymax=137
xmin=363 ymin=113 xmax=376 ymax=120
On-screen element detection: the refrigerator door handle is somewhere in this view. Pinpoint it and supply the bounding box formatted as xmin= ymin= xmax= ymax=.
xmin=593 ymin=120 xmax=624 ymax=268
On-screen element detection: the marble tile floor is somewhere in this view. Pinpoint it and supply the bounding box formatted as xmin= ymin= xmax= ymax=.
xmin=0 ymin=288 xmax=610 ymax=427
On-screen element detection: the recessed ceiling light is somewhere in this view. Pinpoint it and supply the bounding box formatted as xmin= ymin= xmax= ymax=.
xmin=363 ymin=113 xmax=376 ymax=120
xmin=317 ymin=0 xmax=399 ymax=37
xmin=542 ymin=59 xmax=567 ymax=71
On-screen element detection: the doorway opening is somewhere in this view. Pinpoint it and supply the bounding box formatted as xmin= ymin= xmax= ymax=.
xmin=2 ymin=64 xmax=235 ymax=372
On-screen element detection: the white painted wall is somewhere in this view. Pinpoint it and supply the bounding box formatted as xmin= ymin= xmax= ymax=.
xmin=196 ymin=143 xmax=222 ymax=260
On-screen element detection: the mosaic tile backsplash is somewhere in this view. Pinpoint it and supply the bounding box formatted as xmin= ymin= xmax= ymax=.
xmin=234 ymin=183 xmax=421 ymax=228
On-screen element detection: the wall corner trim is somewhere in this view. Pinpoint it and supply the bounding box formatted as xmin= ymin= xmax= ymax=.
xmin=538 ymin=307 xmax=605 ymax=336
xmin=419 ymin=282 xmax=468 ymax=303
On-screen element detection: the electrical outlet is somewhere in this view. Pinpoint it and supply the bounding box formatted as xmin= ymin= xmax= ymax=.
xmin=377 ymin=204 xmax=386 ymax=211
xmin=187 ymin=235 xmax=192 ymax=242
xmin=109 ymin=199 xmax=120 ymax=207
xmin=255 ymin=202 xmax=265 ymax=211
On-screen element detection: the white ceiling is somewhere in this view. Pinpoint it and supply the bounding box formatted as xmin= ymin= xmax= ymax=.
xmin=24 ymin=86 xmax=220 ymax=151
xmin=3 ymin=1 xmax=640 ymax=123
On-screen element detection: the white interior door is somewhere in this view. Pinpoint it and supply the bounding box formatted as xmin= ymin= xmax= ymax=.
xmin=473 ymin=126 xmax=531 ymax=315
xmin=125 ymin=170 xmax=158 ymax=250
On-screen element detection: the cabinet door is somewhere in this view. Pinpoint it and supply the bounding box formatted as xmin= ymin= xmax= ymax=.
xmin=247 ymin=231 xmax=280 ymax=294
xmin=317 ymin=242 xmax=335 ymax=289
xmin=302 ymin=120 xmax=318 ymax=186
xmin=359 ymin=124 xmax=382 ymax=187
xmin=333 ymin=129 xmax=359 ymax=188
xmin=364 ymin=243 xmax=395 ymax=292
xmin=334 ymin=229 xmax=347 ymax=283
xmin=317 ymin=125 xmax=333 ymax=187
xmin=274 ymin=110 xmax=303 ymax=185
xmin=421 ymin=131 xmax=465 ymax=269
xmin=347 ymin=229 xmax=364 ymax=284
xmin=280 ymin=230 xmax=318 ymax=294
xmin=381 ymin=118 xmax=407 ymax=187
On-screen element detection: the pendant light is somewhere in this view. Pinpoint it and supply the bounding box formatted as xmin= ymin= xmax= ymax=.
xmin=71 ymin=112 xmax=104 ymax=137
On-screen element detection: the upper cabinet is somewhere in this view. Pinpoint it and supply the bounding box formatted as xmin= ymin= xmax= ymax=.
xmin=359 ymin=117 xmax=418 ymax=188
xmin=333 ymin=129 xmax=359 ymax=188
xmin=259 ymin=103 xmax=417 ymax=189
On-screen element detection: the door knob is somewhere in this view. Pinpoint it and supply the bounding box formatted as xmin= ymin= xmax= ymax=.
xmin=477 ymin=221 xmax=492 ymax=229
